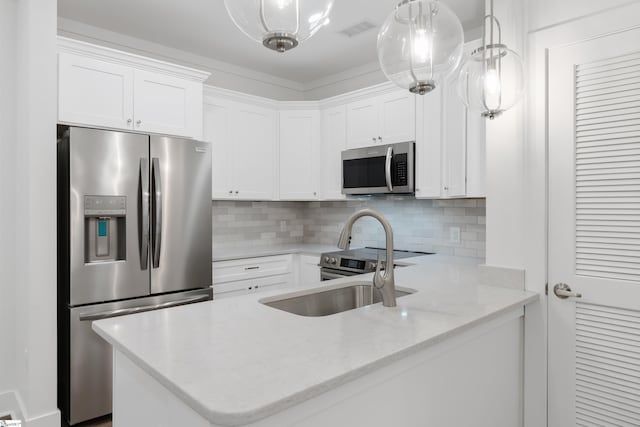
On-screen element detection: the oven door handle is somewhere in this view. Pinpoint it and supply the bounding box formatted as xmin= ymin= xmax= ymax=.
xmin=385 ymin=146 xmax=393 ymax=192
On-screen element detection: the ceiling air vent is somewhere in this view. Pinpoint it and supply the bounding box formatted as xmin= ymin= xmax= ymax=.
xmin=338 ymin=21 xmax=378 ymax=38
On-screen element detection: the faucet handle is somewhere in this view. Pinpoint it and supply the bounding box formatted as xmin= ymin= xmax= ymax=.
xmin=373 ymin=254 xmax=385 ymax=289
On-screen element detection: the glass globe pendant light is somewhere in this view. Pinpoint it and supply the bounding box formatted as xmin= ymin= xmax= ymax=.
xmin=457 ymin=0 xmax=524 ymax=119
xmin=223 ymin=0 xmax=334 ymax=53
xmin=377 ymin=0 xmax=464 ymax=95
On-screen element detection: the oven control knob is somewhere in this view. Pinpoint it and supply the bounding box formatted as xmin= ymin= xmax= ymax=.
xmin=369 ymin=262 xmax=377 ymax=270
xmin=323 ymin=256 xmax=330 ymax=263
xmin=329 ymin=257 xmax=337 ymax=265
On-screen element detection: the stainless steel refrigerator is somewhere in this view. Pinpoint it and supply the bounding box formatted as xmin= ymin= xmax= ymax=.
xmin=57 ymin=126 xmax=213 ymax=425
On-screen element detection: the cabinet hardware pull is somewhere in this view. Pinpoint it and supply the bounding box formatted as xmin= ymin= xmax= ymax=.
xmin=245 ymin=266 xmax=260 ymax=270
xmin=136 ymin=120 xmax=142 ymax=126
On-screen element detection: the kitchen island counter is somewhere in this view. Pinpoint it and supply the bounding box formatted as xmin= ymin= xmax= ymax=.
xmin=93 ymin=255 xmax=538 ymax=427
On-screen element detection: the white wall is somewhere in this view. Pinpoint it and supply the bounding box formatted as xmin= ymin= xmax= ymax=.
xmin=12 ymin=0 xmax=60 ymax=424
xmin=0 ymin=0 xmax=18 ymax=399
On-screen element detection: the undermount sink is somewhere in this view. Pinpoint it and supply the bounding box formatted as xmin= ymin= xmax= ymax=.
xmin=260 ymin=282 xmax=416 ymax=317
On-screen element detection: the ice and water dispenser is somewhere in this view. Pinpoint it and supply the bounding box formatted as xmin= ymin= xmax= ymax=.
xmin=84 ymin=195 xmax=127 ymax=263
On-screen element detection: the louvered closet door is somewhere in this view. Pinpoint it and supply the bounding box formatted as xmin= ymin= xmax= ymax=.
xmin=548 ymin=24 xmax=640 ymax=427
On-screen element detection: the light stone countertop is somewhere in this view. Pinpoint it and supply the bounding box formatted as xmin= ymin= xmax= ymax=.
xmin=93 ymin=255 xmax=538 ymax=426
xmin=212 ymin=243 xmax=338 ymax=262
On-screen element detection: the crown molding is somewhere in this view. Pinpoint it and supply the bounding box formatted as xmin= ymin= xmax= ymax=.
xmin=205 ymin=80 xmax=406 ymax=111
xmin=58 ymin=36 xmax=211 ymax=82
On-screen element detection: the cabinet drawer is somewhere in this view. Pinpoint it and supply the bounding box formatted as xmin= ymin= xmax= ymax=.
xmin=213 ymin=255 xmax=293 ymax=284
xmin=213 ymin=274 xmax=292 ymax=299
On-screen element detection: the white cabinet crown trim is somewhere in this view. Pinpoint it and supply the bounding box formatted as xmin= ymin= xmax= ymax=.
xmin=204 ymin=81 xmax=408 ymax=111
xmin=58 ymin=36 xmax=210 ymax=83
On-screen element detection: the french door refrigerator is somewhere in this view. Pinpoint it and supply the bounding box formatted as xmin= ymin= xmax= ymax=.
xmin=57 ymin=126 xmax=213 ymax=425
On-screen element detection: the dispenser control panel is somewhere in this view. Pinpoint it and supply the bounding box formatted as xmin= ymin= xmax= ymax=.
xmin=84 ymin=196 xmax=126 ymax=216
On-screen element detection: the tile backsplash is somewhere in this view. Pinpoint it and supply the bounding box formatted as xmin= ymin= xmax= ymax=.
xmin=212 ymin=201 xmax=306 ymax=250
xmin=213 ymin=198 xmax=486 ymax=259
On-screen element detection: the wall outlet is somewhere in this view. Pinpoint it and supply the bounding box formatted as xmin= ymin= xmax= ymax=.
xmin=280 ymin=220 xmax=287 ymax=232
xmin=449 ymin=227 xmax=461 ymax=244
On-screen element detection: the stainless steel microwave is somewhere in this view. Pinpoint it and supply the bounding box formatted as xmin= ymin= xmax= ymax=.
xmin=341 ymin=141 xmax=415 ymax=195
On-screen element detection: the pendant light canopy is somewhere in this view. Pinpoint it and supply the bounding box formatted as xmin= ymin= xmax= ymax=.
xmin=377 ymin=0 xmax=464 ymax=95
xmin=223 ymin=0 xmax=334 ymax=53
xmin=457 ymin=0 xmax=524 ymax=119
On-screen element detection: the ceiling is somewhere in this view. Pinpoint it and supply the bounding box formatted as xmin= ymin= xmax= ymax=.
xmin=57 ymin=0 xmax=485 ymax=84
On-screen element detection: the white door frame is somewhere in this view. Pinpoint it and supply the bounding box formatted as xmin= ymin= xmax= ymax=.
xmin=528 ymin=3 xmax=640 ymax=426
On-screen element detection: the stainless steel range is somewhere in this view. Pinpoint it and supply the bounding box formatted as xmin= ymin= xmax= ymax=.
xmin=319 ymin=247 xmax=433 ymax=281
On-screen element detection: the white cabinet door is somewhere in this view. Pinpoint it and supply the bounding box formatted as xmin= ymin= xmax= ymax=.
xmin=133 ymin=69 xmax=202 ymax=138
xmin=415 ymin=87 xmax=443 ymax=198
xmin=378 ymin=90 xmax=416 ymax=144
xmin=204 ymin=101 xmax=234 ymax=199
xmin=441 ymin=76 xmax=467 ymax=197
xmin=58 ymin=53 xmax=134 ymax=130
xmin=297 ymin=254 xmax=321 ymax=285
xmin=232 ymin=103 xmax=277 ymax=200
xmin=321 ymin=105 xmax=347 ymax=200
xmin=346 ymin=99 xmax=379 ymax=148
xmin=279 ymin=110 xmax=321 ymax=200
xmin=465 ymin=107 xmax=486 ymax=197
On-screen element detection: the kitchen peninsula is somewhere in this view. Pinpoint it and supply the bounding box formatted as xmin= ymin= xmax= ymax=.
xmin=94 ymin=255 xmax=537 ymax=427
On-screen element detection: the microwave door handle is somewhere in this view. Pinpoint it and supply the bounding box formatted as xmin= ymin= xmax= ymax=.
xmin=385 ymin=146 xmax=393 ymax=192
xmin=139 ymin=158 xmax=149 ymax=270
xmin=151 ymin=157 xmax=163 ymax=268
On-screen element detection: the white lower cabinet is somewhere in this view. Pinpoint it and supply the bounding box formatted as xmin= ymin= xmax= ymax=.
xmin=296 ymin=254 xmax=321 ymax=285
xmin=212 ymin=255 xmax=293 ymax=299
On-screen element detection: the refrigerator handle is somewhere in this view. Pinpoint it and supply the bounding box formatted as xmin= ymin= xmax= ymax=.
xmin=151 ymin=157 xmax=163 ymax=268
xmin=139 ymin=158 xmax=150 ymax=270
xmin=78 ymin=294 xmax=211 ymax=321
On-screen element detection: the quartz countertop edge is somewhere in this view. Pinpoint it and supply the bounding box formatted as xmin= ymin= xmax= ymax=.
xmin=93 ymin=291 xmax=537 ymax=426
xmin=92 ymin=255 xmax=538 ymax=427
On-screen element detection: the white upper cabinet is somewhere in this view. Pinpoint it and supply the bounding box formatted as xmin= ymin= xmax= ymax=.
xmin=346 ymin=98 xmax=379 ymax=148
xmin=346 ymin=89 xmax=416 ymax=149
xmin=233 ymin=103 xmax=277 ymax=200
xmin=279 ymin=110 xmax=321 ymax=200
xmin=57 ymin=37 xmax=209 ymax=139
xmin=415 ymin=39 xmax=486 ymax=199
xmin=321 ymin=105 xmax=347 ymax=200
xmin=58 ymin=53 xmax=134 ymax=131
xmin=204 ymin=100 xmax=234 ymax=199
xmin=204 ymin=94 xmax=277 ymax=201
xmin=414 ymin=86 xmax=443 ymax=198
xmin=378 ymin=90 xmax=417 ymax=144
xmin=132 ymin=70 xmax=203 ymax=138
xmin=441 ymin=72 xmax=468 ymax=198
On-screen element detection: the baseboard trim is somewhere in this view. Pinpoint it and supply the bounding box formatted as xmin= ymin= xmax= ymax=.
xmin=0 ymin=391 xmax=61 ymax=427
xmin=0 ymin=391 xmax=23 ymax=423
xmin=24 ymin=409 xmax=61 ymax=427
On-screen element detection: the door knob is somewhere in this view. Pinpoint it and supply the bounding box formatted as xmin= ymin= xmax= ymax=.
xmin=553 ymin=283 xmax=582 ymax=299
